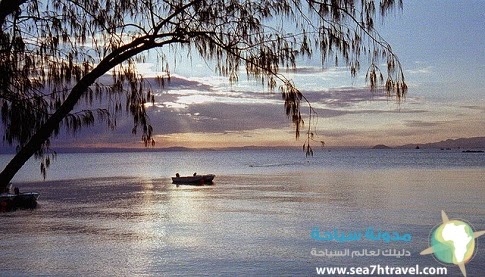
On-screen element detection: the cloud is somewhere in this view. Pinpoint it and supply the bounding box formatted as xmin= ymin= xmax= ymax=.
xmin=403 ymin=61 xmax=434 ymax=75
xmin=320 ymin=129 xmax=362 ymax=138
xmin=44 ymin=74 xmax=430 ymax=148
xmin=282 ymin=65 xmax=348 ymax=76
xmin=301 ymin=87 xmax=392 ymax=108
xmin=147 ymin=101 xmax=289 ymax=135
xmin=405 ymin=66 xmax=433 ymax=75
xmin=459 ymin=105 xmax=485 ymax=112
xmin=9 ymin=66 xmax=472 ymax=150
xmin=403 ymin=120 xmax=449 ymax=128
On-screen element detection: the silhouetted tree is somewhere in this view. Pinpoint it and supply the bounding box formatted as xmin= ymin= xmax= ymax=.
xmin=0 ymin=0 xmax=406 ymax=190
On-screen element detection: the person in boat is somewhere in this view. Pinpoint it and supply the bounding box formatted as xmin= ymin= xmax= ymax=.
xmin=193 ymin=172 xmax=197 ymax=176
xmin=176 ymin=173 xmax=180 ymax=178
xmin=12 ymin=187 xmax=21 ymax=209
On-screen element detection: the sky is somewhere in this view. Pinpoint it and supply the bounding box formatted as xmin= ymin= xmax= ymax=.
xmin=6 ymin=0 xmax=485 ymax=150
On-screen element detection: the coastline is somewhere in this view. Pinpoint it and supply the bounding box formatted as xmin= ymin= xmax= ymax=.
xmin=1 ymin=136 xmax=484 ymax=154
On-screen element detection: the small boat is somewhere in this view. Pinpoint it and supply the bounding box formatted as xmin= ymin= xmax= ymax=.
xmin=0 ymin=192 xmax=40 ymax=211
xmin=172 ymin=174 xmax=215 ymax=185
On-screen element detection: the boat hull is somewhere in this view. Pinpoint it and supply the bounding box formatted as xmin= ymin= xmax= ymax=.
xmin=0 ymin=192 xmax=40 ymax=212
xmin=172 ymin=174 xmax=215 ymax=185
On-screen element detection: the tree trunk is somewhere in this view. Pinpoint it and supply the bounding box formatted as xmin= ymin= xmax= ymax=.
xmin=0 ymin=0 xmax=27 ymax=27
xmin=0 ymin=67 xmax=104 ymax=191
xmin=0 ymin=36 xmax=159 ymax=191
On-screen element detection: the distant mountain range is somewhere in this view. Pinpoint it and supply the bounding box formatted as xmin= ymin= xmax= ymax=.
xmin=376 ymin=137 xmax=485 ymax=149
xmin=2 ymin=137 xmax=484 ymax=154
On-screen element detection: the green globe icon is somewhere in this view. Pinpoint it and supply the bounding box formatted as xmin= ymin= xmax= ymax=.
xmin=421 ymin=211 xmax=485 ymax=277
xmin=430 ymin=220 xmax=475 ymax=265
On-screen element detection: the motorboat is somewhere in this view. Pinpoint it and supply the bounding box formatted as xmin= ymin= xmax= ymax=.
xmin=0 ymin=191 xmax=40 ymax=211
xmin=172 ymin=174 xmax=215 ymax=185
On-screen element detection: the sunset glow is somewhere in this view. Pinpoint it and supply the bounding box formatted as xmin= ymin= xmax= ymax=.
xmin=37 ymin=1 xmax=485 ymax=150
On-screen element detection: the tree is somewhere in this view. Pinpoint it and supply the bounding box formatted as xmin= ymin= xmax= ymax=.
xmin=0 ymin=0 xmax=406 ymax=190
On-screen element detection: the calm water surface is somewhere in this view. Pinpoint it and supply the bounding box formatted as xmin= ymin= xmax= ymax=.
xmin=1 ymin=149 xmax=484 ymax=276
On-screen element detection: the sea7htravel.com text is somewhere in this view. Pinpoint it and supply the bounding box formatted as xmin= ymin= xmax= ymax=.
xmin=315 ymin=264 xmax=447 ymax=275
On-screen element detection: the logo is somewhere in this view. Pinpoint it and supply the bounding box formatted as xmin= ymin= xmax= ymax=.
xmin=420 ymin=211 xmax=485 ymax=277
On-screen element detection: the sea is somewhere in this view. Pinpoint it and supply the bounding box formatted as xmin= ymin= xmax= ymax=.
xmin=0 ymin=148 xmax=484 ymax=276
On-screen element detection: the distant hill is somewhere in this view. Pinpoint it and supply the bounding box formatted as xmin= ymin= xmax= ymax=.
xmin=372 ymin=144 xmax=392 ymax=149
xmin=0 ymin=146 xmax=202 ymax=154
xmin=399 ymin=137 xmax=485 ymax=149
xmin=2 ymin=137 xmax=484 ymax=154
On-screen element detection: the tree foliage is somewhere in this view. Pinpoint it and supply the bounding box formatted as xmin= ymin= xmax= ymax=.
xmin=0 ymin=0 xmax=406 ymax=188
